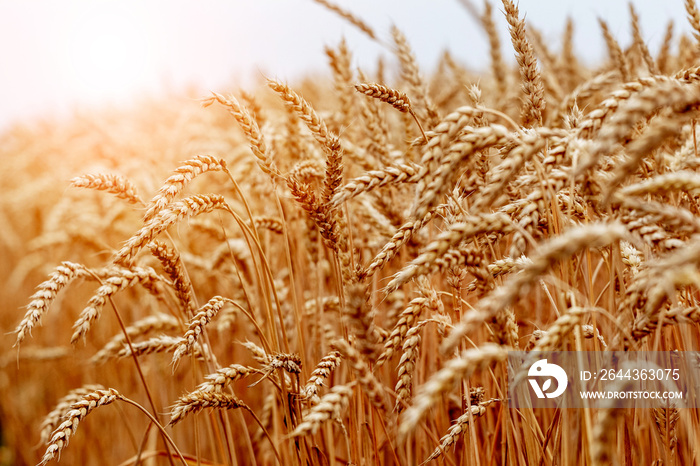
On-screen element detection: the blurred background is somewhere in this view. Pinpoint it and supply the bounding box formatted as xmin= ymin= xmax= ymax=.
xmin=0 ymin=0 xmax=689 ymax=132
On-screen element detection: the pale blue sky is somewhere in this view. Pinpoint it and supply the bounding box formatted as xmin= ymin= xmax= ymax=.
xmin=0 ymin=1 xmax=691 ymax=131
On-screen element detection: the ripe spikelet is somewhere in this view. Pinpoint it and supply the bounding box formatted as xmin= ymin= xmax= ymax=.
xmin=169 ymin=391 xmax=249 ymax=426
xmin=148 ymin=240 xmax=194 ymax=313
xmin=265 ymin=353 xmax=303 ymax=375
xmin=311 ymin=0 xmax=377 ymax=41
xmin=473 ymin=128 xmax=567 ymax=210
xmin=91 ymin=313 xmax=180 ymax=364
xmin=304 ymin=350 xmax=342 ymax=404
xmin=202 ymin=93 xmax=280 ymax=179
xmin=630 ymin=305 xmax=700 ymax=342
xmin=253 ymin=216 xmax=284 ymax=235
xmin=530 ymin=308 xmax=587 ymax=352
xmin=444 ymin=222 xmax=631 ymax=352
xmin=143 ymin=154 xmax=228 ymax=223
xmin=291 ymin=382 xmax=355 ymax=436
xmin=657 ymin=21 xmax=675 ymax=74
xmin=239 ymin=89 xmax=265 ymax=127
xmin=287 ymin=176 xmax=342 ymax=253
xmin=377 ymin=276 xmax=442 ymax=366
xmin=629 ymin=4 xmax=658 ymax=75
xmin=686 ymin=0 xmax=700 ymax=47
xmin=39 ymin=388 xmax=121 ymax=465
xmin=377 ymin=298 xmax=428 ymax=366
xmin=242 ymin=340 xmax=270 ymax=365
xmin=412 ymin=124 xmax=513 ymax=220
xmin=70 ymin=173 xmax=143 ymax=205
xmin=598 ymin=17 xmax=630 ymax=82
xmin=619 ymin=171 xmax=700 ymax=198
xmin=323 ymin=136 xmax=344 ymax=209
xmin=197 ymin=364 xmax=259 ymax=393
xmin=326 ymin=38 xmax=354 ymax=130
xmin=424 ymin=403 xmax=489 ymax=463
xmin=39 ymin=384 xmax=105 ymax=445
xmin=117 ymin=335 xmax=205 ymax=359
xmin=591 ymin=374 xmax=640 ymax=464
xmin=398 ymin=344 xmax=507 ymax=440
xmin=356 ymin=70 xmax=391 ymax=164
xmin=15 ymin=262 xmax=90 ymax=346
xmin=355 ymin=82 xmax=412 ymax=114
xmin=654 ymin=405 xmax=680 ymax=454
xmin=343 ymin=282 xmax=380 ymax=357
xmin=70 ymin=267 xmax=164 ymax=344
xmin=361 ymin=210 xmax=437 ymax=281
xmin=113 ymin=194 xmax=229 ymax=266
xmin=331 ymin=339 xmax=388 ymax=411
xmin=482 ymin=1 xmax=508 ymax=97
xmin=391 ymin=25 xmax=439 ymax=127
xmin=501 ymin=0 xmax=545 ymax=126
xmin=385 ymin=212 xmax=512 ymax=294
xmin=394 ymin=323 xmax=423 ymax=411
xmin=172 ymin=296 xmax=232 ymax=366
xmin=267 ymin=79 xmax=335 ymax=151
xmin=331 ymin=162 xmax=420 ymax=208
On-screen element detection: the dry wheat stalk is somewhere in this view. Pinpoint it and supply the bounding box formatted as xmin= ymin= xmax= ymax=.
xmin=91 ymin=313 xmax=180 ymax=364
xmin=423 ymin=403 xmax=490 ymax=463
xmin=376 ymin=293 xmax=438 ymax=367
xmin=116 ymin=335 xmax=205 ymax=359
xmin=361 ymin=209 xmax=438 ymax=281
xmin=304 ymin=350 xmax=342 ymax=405
xmin=686 ymin=0 xmax=700 ymax=47
xmin=630 ymin=4 xmax=658 ymax=75
xmin=202 ymin=93 xmax=281 ymax=179
xmin=444 ymin=222 xmax=631 ymax=352
xmin=385 ymin=212 xmax=512 ymax=294
xmin=398 ymin=343 xmax=508 ymax=440
xmin=169 ymin=391 xmax=249 ymax=426
xmin=148 ymin=240 xmax=195 ymax=313
xmin=657 ymin=21 xmax=675 ymax=74
xmin=267 ymin=79 xmax=336 ymax=151
xmin=39 ymin=384 xmax=106 ymax=445
xmin=502 ymin=0 xmax=545 ymax=126
xmin=70 ymin=173 xmax=143 ymax=205
xmin=331 ymin=339 xmax=388 ymax=412
xmin=172 ymin=296 xmax=233 ymax=366
xmin=143 ymin=154 xmax=228 ymax=222
xmin=71 ymin=266 xmax=164 ymax=344
xmin=599 ymin=17 xmax=630 ymax=82
xmin=15 ymin=262 xmax=91 ymax=346
xmin=311 ymin=0 xmax=378 ymax=41
xmin=482 ymin=1 xmax=508 ymax=97
xmin=113 ymin=194 xmax=230 ymax=266
xmin=39 ymin=388 xmax=121 ymax=465
xmin=290 ymin=382 xmax=355 ymax=437
xmin=394 ymin=322 xmax=423 ymax=411
xmin=391 ymin=25 xmax=439 ymax=126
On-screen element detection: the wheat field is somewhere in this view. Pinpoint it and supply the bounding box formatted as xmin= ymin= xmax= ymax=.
xmin=4 ymin=1 xmax=700 ymax=465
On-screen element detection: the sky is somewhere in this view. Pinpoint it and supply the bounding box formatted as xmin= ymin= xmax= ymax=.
xmin=0 ymin=1 xmax=691 ymax=131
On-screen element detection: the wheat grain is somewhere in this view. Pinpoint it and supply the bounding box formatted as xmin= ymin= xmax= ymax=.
xmin=169 ymin=391 xmax=249 ymax=426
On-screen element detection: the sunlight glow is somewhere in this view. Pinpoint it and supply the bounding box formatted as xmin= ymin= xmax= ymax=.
xmin=58 ymin=3 xmax=162 ymax=105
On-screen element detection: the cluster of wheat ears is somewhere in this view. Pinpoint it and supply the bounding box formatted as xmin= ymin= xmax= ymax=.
xmin=7 ymin=0 xmax=700 ymax=464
